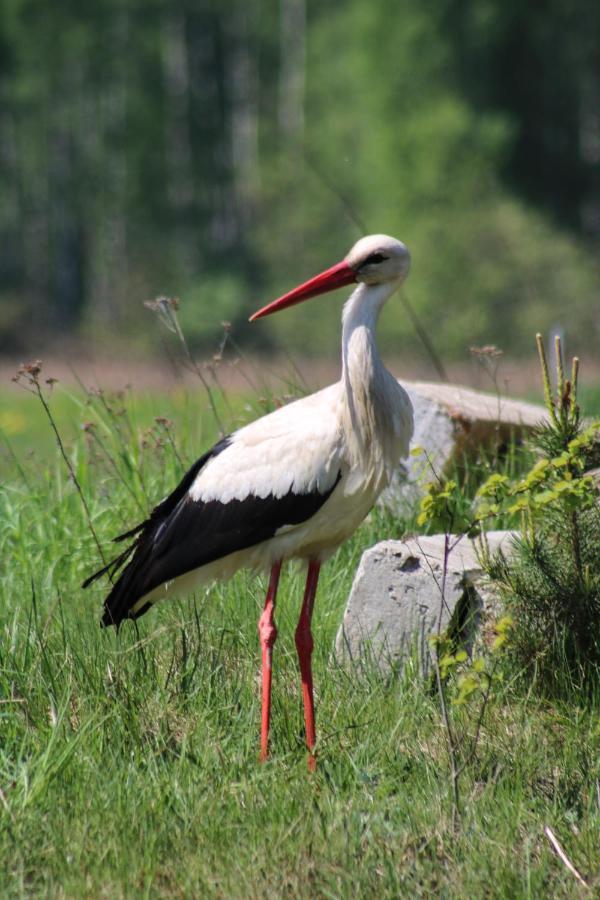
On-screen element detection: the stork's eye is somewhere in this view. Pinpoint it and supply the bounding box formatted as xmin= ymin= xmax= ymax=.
xmin=364 ymin=252 xmax=387 ymax=265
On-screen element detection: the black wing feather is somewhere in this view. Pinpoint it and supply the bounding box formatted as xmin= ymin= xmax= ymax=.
xmin=82 ymin=436 xmax=232 ymax=589
xmin=83 ymin=435 xmax=341 ymax=628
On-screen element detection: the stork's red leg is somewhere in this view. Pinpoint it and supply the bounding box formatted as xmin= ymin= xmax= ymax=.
xmin=258 ymin=561 xmax=282 ymax=762
xmin=295 ymin=560 xmax=321 ymax=770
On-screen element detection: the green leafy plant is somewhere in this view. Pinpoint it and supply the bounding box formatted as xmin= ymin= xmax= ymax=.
xmin=477 ymin=336 xmax=600 ymax=693
xmin=415 ymin=460 xmax=514 ymax=828
xmin=430 ymin=613 xmax=512 ymax=706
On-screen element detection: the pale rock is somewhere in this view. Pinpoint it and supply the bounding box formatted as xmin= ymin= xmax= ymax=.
xmin=335 ymin=530 xmax=516 ymax=675
xmin=382 ymin=381 xmax=548 ymax=514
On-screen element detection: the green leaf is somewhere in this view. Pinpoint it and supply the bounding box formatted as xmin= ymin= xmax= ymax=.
xmin=496 ymin=616 xmax=513 ymax=633
xmin=533 ymin=489 xmax=558 ymax=506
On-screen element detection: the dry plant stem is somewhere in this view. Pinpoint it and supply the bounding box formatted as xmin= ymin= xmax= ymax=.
xmin=415 ymin=457 xmax=460 ymax=822
xmin=207 ymin=362 xmax=235 ymax=423
xmin=225 ymin=338 xmax=263 ymax=394
xmin=303 ymin=148 xmax=449 ymax=383
xmin=470 ymin=345 xmax=504 ymax=440
xmin=302 ymin=147 xmax=369 ymax=234
xmin=544 ymin=826 xmax=589 ymax=889
xmin=148 ymin=296 xmax=224 ymax=435
xmin=571 ymin=509 xmax=584 ymax=593
xmin=436 ymin=532 xmax=461 ymax=828
xmin=32 ymin=381 xmax=108 ymax=569
xmin=94 ymin=387 xmax=132 ymax=449
xmin=419 ymin=466 xmax=498 ymax=830
xmin=400 ymin=293 xmax=449 ymax=383
xmin=174 ymin=326 xmax=224 ymax=436
xmin=157 ymin=421 xmax=185 ymax=471
xmin=455 ymin=657 xmax=500 ymax=779
xmin=282 ymin=350 xmax=310 ymax=395
xmin=90 ymin=390 xmax=149 ymax=511
xmin=92 ymin=389 xmax=150 ymax=502
xmin=433 ymin=650 xmax=460 ymax=828
xmin=87 ymin=429 xmax=146 ymax=516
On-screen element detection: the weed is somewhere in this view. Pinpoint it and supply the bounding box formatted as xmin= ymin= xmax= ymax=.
xmin=476 ymin=336 xmax=600 ymax=695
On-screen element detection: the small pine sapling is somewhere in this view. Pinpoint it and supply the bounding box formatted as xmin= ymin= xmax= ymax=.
xmin=477 ymin=335 xmax=600 ymax=693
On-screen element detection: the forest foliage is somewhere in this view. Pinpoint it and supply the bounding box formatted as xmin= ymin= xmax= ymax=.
xmin=0 ymin=0 xmax=599 ymax=358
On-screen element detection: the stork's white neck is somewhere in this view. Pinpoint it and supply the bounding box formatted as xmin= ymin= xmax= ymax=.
xmin=341 ymin=282 xmax=391 ymax=360
xmin=341 ymin=281 xmax=395 ymax=388
xmin=339 ymin=281 xmax=401 ymax=482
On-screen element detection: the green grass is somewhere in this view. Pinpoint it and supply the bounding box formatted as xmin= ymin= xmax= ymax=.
xmin=1 ymin=381 xmax=600 ymax=898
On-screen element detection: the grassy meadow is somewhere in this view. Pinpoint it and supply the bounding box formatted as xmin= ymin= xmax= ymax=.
xmin=1 ymin=368 xmax=600 ymax=897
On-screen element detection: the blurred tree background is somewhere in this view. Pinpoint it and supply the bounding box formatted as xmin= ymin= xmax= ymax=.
xmin=0 ymin=0 xmax=598 ymax=360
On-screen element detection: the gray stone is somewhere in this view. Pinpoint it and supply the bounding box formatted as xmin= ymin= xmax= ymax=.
xmin=335 ymin=530 xmax=516 ymax=675
xmin=382 ymin=381 xmax=549 ymax=514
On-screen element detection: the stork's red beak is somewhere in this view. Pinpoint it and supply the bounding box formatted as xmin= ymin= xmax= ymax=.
xmin=249 ymin=260 xmax=357 ymax=321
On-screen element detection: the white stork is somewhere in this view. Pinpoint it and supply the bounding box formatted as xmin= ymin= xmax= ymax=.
xmin=84 ymin=234 xmax=413 ymax=768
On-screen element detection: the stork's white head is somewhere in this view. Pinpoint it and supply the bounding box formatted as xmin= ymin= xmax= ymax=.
xmin=345 ymin=234 xmax=411 ymax=287
xmin=250 ymin=233 xmax=410 ymax=321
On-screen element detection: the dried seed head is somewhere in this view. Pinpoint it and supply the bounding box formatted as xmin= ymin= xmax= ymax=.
xmin=470 ymin=345 xmax=503 ymax=359
xmin=16 ymin=360 xmax=43 ymax=378
xmin=13 ymin=360 xmax=44 ymax=388
xmin=144 ymin=295 xmax=180 ymax=312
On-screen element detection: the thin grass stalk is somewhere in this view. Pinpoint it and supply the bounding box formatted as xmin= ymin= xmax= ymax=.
xmin=86 ymin=427 xmax=146 ymax=516
xmin=93 ymin=390 xmax=151 ymax=502
xmin=22 ymin=372 xmax=108 ymax=569
xmin=155 ymin=297 xmax=225 ymax=436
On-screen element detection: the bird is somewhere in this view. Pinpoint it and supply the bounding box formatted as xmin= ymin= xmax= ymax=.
xmin=84 ymin=234 xmax=414 ymax=769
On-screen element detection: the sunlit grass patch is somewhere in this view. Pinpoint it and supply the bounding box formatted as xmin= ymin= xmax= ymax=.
xmin=1 ymin=373 xmax=600 ymax=897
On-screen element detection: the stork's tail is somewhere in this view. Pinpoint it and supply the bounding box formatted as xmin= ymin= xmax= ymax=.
xmin=82 ymin=523 xmax=151 ymax=627
xmin=82 ymin=437 xmax=232 ymax=628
